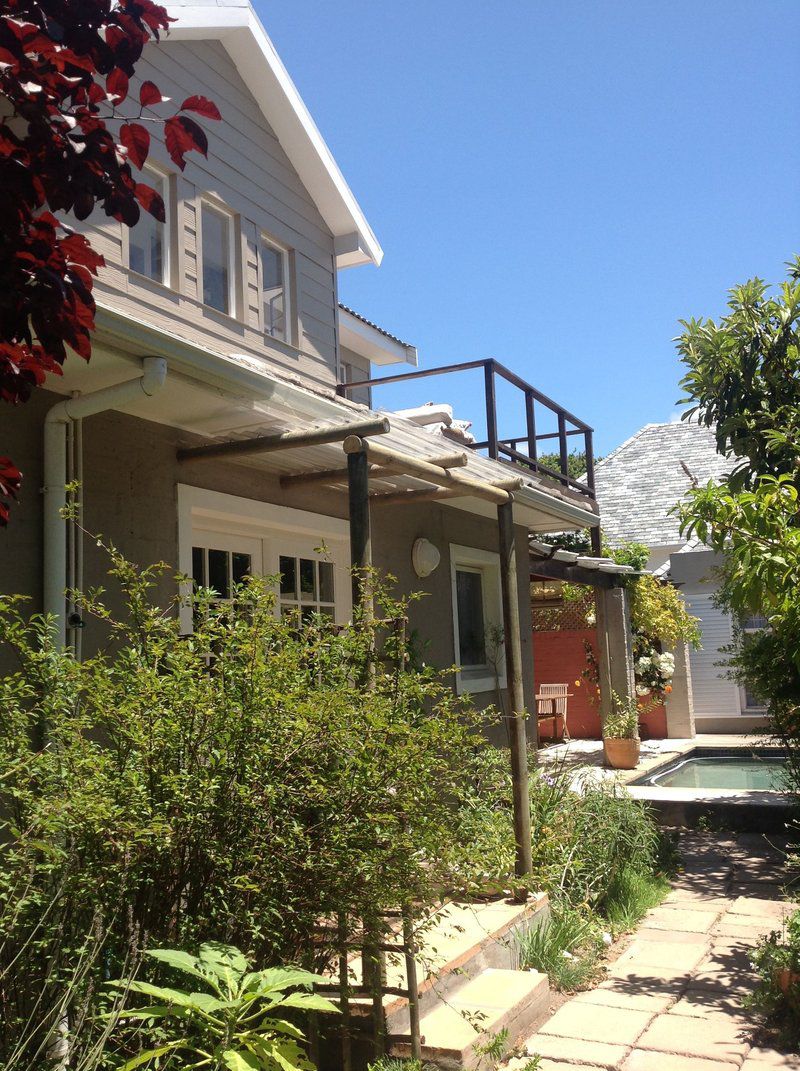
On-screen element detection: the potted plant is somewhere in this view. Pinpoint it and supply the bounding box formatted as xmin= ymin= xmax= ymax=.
xmin=603 ymin=691 xmax=641 ymax=769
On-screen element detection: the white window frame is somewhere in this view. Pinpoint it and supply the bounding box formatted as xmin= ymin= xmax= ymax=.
xmin=126 ymin=163 xmax=171 ymax=286
xmin=450 ymin=544 xmax=506 ymax=694
xmin=259 ymin=233 xmax=292 ymax=343
xmin=199 ymin=199 xmax=236 ymax=317
xmin=178 ymin=486 xmax=351 ymax=634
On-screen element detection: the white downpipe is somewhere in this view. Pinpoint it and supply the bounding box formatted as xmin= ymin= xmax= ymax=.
xmin=43 ymin=357 xmax=167 ymax=647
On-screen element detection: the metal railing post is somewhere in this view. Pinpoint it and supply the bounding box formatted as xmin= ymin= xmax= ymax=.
xmin=558 ymin=411 xmax=569 ymax=486
xmin=525 ymin=389 xmax=537 ymax=468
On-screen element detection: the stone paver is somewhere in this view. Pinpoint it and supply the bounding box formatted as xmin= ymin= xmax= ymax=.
xmin=538 ymin=1003 xmax=653 ymax=1046
xmin=509 ymin=831 xmax=799 ymax=1071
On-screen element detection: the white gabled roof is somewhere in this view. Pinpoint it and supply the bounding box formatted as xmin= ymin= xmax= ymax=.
xmin=166 ymin=0 xmax=383 ymax=269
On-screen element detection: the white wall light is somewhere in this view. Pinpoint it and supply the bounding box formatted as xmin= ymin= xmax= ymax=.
xmin=412 ymin=538 xmax=441 ymax=579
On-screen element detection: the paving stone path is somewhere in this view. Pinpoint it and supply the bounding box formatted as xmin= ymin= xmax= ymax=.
xmin=517 ymin=832 xmax=799 ymax=1070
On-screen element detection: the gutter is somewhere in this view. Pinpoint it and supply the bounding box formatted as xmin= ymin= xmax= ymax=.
xmin=43 ymin=357 xmax=167 ymax=647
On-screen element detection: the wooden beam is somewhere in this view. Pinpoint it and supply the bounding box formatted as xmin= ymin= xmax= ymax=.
xmin=530 ymin=558 xmax=620 ymax=589
xmin=372 ymin=478 xmax=523 ymax=505
xmin=279 ymin=450 xmax=469 ymax=490
xmin=343 ymin=435 xmax=520 ymax=505
xmin=178 ymin=417 xmax=391 ymax=463
xmin=497 ymin=500 xmax=533 ymax=880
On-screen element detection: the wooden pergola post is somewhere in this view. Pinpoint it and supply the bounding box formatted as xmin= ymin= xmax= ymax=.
xmin=347 ymin=441 xmax=372 ymax=617
xmin=497 ymin=499 xmax=533 ymax=879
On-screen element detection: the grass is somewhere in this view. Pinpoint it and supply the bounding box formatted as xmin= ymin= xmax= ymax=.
xmin=516 ymin=903 xmax=605 ymax=992
xmin=601 ymin=866 xmax=671 ymax=933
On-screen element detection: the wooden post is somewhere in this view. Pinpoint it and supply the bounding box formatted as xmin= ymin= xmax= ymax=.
xmin=558 ymin=411 xmax=569 ymax=485
xmin=347 ymin=443 xmax=372 ymax=616
xmin=497 ymin=499 xmax=533 ymax=879
xmin=484 ymin=360 xmax=498 ymax=459
xmin=525 ymin=389 xmax=537 ymax=467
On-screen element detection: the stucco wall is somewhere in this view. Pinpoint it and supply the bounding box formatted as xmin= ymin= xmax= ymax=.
xmin=0 ymin=400 xmax=535 ymax=733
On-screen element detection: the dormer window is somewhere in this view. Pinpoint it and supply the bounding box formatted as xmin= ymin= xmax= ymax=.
xmin=260 ymin=236 xmax=290 ymax=342
xmin=201 ymin=202 xmax=234 ymax=314
xmin=128 ymin=167 xmax=168 ymax=283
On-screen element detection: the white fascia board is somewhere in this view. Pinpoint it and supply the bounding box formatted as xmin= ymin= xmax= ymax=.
xmin=166 ymin=2 xmax=383 ymax=268
xmin=339 ymin=308 xmax=418 ymax=368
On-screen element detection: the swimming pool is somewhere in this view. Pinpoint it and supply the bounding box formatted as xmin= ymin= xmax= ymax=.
xmin=632 ymin=747 xmax=787 ymax=790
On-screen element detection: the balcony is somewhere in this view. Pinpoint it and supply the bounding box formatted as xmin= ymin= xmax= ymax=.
xmin=336 ymin=357 xmax=596 ymax=501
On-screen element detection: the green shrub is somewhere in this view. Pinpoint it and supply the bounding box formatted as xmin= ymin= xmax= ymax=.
xmin=109 ymin=942 xmax=336 ymax=1070
xmin=746 ymin=908 xmax=800 ymax=1047
xmin=0 ymin=550 xmax=486 ymax=1068
xmin=600 ymin=867 xmax=670 ymax=934
xmin=517 ymin=905 xmax=604 ymax=992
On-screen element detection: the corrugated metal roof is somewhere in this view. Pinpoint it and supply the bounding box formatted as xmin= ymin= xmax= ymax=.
xmin=338 ymin=304 xmax=415 ymax=349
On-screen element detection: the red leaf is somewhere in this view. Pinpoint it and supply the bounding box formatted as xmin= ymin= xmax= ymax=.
xmin=135 ymin=182 xmax=165 ymax=223
xmin=164 ymin=114 xmax=207 ymax=170
xmin=0 ymin=456 xmax=22 ymax=526
xmin=119 ymin=122 xmax=150 ymax=168
xmin=139 ymin=80 xmax=164 ymax=107
xmin=106 ymin=68 xmax=129 ymax=103
xmin=181 ymin=95 xmax=221 ymax=121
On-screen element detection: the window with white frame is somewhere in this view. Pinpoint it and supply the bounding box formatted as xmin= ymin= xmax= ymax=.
xmin=178 ymin=486 xmax=351 ymax=633
xmin=260 ymin=236 xmax=290 ymax=342
xmin=128 ymin=167 xmax=168 ymax=283
xmin=201 ymin=202 xmax=234 ymax=314
xmin=450 ymin=544 xmax=506 ymax=694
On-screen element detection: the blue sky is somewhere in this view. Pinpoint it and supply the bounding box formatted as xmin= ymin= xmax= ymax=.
xmin=261 ymin=1 xmax=800 ymax=456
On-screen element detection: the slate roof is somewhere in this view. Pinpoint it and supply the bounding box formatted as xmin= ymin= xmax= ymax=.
xmin=594 ymin=420 xmax=731 ymax=548
xmin=338 ymin=304 xmax=415 ymax=348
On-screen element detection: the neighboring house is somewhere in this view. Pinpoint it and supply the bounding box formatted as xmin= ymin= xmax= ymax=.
xmin=0 ymin=0 xmax=600 ymax=735
xmin=594 ymin=420 xmax=768 ymax=732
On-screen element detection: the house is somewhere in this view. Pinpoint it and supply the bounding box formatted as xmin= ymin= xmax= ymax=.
xmin=0 ymin=0 xmax=603 ymax=744
xmin=593 ymin=419 xmax=768 ymax=732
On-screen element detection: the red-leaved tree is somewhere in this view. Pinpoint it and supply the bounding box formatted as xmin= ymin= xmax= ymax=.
xmin=0 ymin=0 xmax=220 ymax=524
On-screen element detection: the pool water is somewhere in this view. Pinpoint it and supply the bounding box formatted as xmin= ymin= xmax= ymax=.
xmin=647 ymin=752 xmax=787 ymax=791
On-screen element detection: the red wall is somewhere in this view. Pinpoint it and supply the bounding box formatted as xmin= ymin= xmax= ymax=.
xmin=533 ymin=628 xmax=667 ymax=741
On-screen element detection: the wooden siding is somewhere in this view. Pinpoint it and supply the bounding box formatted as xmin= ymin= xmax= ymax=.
xmin=684 ymin=589 xmax=742 ymax=718
xmin=77 ymin=39 xmax=339 ymax=391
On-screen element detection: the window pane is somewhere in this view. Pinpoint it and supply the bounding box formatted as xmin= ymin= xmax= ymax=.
xmin=202 ymin=205 xmax=230 ymax=313
xmin=192 ymin=546 xmax=205 ymax=587
xmin=232 ymin=553 xmax=251 ymax=585
xmin=261 ymin=241 xmax=286 ymax=340
xmin=279 ymin=556 xmax=296 ymax=598
xmin=319 ymin=561 xmax=334 ymax=604
xmin=208 ymin=549 xmax=229 ymax=599
xmin=456 ymin=569 xmax=486 ymax=667
xmin=129 ymin=173 xmax=165 ymax=281
xmin=299 ymin=558 xmax=316 ymax=602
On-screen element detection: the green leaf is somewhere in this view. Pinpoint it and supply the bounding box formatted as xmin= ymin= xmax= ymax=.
xmin=272 ymin=991 xmax=339 ymax=1014
xmin=221 ymin=1049 xmax=260 ymax=1071
xmin=146 ymin=948 xmax=216 ymax=986
xmin=198 ymin=942 xmax=249 ymax=981
xmin=119 ymin=1042 xmax=181 ymax=1070
xmin=109 ymin=980 xmax=225 ymax=1013
xmin=243 ymin=968 xmax=325 ymax=995
xmin=259 ymin=1018 xmax=308 ymax=1042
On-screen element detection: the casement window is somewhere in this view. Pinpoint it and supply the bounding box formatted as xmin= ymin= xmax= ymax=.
xmin=450 ymin=544 xmax=506 ymax=694
xmin=178 ymin=487 xmax=351 ymax=633
xmin=260 ymin=236 xmax=290 ymax=342
xmin=128 ymin=167 xmax=169 ymax=283
xmin=201 ymin=202 xmax=234 ymax=314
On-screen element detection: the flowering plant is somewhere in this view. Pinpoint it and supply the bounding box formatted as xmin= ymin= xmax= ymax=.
xmin=634 ymin=645 xmax=675 ymax=698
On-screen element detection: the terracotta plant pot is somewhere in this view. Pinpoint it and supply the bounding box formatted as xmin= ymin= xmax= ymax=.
xmin=604 ymin=737 xmax=641 ymax=770
xmin=775 ymin=967 xmax=800 ymax=994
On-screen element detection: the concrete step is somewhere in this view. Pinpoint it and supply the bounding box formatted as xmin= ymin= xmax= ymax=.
xmin=380 ymin=894 xmax=550 ymax=1033
xmin=391 ymin=967 xmax=550 ymax=1071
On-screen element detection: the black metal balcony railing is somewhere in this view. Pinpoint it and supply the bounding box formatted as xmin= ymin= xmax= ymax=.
xmin=336 ymin=357 xmax=596 ymax=500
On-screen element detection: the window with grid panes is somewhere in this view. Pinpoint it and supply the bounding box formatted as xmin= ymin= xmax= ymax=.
xmin=279 ymin=554 xmax=335 ymax=623
xmin=192 ymin=546 xmax=252 ymax=599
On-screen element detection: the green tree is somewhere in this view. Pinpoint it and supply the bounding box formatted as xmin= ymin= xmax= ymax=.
xmin=676 ymin=256 xmax=800 ymax=771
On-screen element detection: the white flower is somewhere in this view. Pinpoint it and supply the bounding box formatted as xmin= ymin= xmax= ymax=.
xmin=602 ymin=932 xmax=613 ymax=945
xmin=636 ymin=684 xmax=651 ymax=696
xmin=637 ymin=656 xmax=651 ymax=669
xmin=586 ymin=612 xmax=596 ymax=626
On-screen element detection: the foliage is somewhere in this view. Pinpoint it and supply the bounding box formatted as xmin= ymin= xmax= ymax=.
xmin=109 ymin=942 xmax=336 ymax=1071
xmin=676 ymin=256 xmax=800 ymax=766
xmin=603 ymin=691 xmax=640 ymax=739
xmin=0 ymin=0 xmax=220 ymax=523
xmin=599 ymin=868 xmax=670 ymax=933
xmin=0 ymin=546 xmax=485 ymax=1068
xmin=537 ymin=451 xmax=594 ymax=482
xmin=746 ymin=908 xmax=800 ymax=1048
xmin=677 ymin=255 xmax=800 ymax=490
xmin=627 ymin=573 xmax=701 ymax=651
xmin=516 ymin=904 xmax=604 ymax=992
